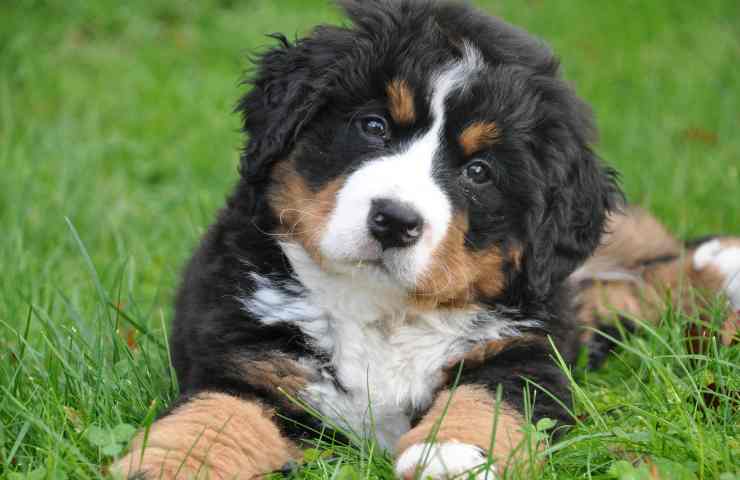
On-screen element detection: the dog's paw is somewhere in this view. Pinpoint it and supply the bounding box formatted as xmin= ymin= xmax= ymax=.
xmin=395 ymin=442 xmax=495 ymax=480
xmin=693 ymin=238 xmax=740 ymax=311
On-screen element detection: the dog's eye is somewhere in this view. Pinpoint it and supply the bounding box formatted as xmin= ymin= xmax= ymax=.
xmin=463 ymin=160 xmax=492 ymax=184
xmin=359 ymin=116 xmax=389 ymax=139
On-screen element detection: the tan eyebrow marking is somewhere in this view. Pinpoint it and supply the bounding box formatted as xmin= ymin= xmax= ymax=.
xmin=386 ymin=79 xmax=416 ymax=125
xmin=459 ymin=121 xmax=501 ymax=156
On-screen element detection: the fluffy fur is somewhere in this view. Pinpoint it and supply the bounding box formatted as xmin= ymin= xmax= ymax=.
xmin=113 ymin=2 xmax=739 ymax=479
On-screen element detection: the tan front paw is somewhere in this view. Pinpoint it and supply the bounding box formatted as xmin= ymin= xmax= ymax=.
xmin=111 ymin=449 xmax=208 ymax=480
xmin=395 ymin=442 xmax=496 ymax=480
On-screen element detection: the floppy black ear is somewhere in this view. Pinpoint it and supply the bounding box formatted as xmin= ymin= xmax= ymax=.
xmin=523 ymin=86 xmax=623 ymax=299
xmin=236 ymin=34 xmax=327 ymax=184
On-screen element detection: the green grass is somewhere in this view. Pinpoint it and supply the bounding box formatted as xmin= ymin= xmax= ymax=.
xmin=1 ymin=0 xmax=739 ymax=478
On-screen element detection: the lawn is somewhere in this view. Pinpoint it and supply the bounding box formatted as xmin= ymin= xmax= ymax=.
xmin=1 ymin=0 xmax=739 ymax=478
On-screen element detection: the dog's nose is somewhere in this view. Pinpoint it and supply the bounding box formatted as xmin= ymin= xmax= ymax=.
xmin=367 ymin=198 xmax=424 ymax=250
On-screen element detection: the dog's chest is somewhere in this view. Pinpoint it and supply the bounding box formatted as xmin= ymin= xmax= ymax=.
xmin=243 ymin=276 xmax=459 ymax=447
xmin=236 ymin=243 xmax=533 ymax=448
xmin=242 ymin=270 xmax=527 ymax=449
xmin=301 ymin=310 xmax=462 ymax=449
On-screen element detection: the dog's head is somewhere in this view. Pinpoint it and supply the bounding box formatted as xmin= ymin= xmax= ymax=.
xmin=237 ymin=0 xmax=621 ymax=307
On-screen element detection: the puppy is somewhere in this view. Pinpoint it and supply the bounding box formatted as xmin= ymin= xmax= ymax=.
xmin=114 ymin=1 xmax=740 ymax=478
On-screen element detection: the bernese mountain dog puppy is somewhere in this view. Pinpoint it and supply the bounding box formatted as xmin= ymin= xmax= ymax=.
xmin=115 ymin=1 xmax=740 ymax=478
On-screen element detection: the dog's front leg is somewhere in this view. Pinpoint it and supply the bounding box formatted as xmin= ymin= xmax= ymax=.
xmin=394 ymin=339 xmax=570 ymax=479
xmin=112 ymin=392 xmax=299 ymax=480
xmin=395 ymin=386 xmax=524 ymax=480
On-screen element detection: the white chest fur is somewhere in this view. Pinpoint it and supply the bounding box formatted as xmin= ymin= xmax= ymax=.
xmin=239 ymin=243 xmax=535 ymax=450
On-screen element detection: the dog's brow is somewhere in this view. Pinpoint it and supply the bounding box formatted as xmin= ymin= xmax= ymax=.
xmin=387 ymin=79 xmax=416 ymax=125
xmin=459 ymin=122 xmax=500 ymax=156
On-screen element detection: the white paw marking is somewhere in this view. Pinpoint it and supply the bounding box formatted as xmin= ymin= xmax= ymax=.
xmin=693 ymin=239 xmax=723 ymax=271
xmin=693 ymin=239 xmax=740 ymax=310
xmin=395 ymin=442 xmax=496 ymax=479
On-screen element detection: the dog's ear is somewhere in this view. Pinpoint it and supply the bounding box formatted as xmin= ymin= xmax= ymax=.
xmin=236 ymin=34 xmax=328 ymax=184
xmin=522 ymin=83 xmax=623 ymax=299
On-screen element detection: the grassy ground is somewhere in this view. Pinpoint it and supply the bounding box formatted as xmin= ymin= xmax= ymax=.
xmin=1 ymin=0 xmax=739 ymax=478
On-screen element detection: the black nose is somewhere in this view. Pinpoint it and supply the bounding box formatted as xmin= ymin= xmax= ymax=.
xmin=367 ymin=198 xmax=424 ymax=250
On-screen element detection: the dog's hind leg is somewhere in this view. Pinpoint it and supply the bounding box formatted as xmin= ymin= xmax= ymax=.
xmin=570 ymin=207 xmax=740 ymax=366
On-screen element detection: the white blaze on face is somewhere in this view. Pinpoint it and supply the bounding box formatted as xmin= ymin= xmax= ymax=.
xmin=319 ymin=44 xmax=484 ymax=288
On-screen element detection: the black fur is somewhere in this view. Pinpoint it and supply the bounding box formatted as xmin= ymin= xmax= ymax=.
xmin=170 ymin=0 xmax=622 ymax=445
xmin=449 ymin=337 xmax=573 ymax=427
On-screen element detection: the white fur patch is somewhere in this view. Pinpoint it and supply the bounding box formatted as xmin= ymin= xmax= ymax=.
xmin=693 ymin=239 xmax=740 ymax=310
xmin=693 ymin=239 xmax=723 ymax=271
xmin=395 ymin=442 xmax=496 ymax=480
xmin=319 ymin=45 xmax=484 ymax=289
xmin=239 ymin=243 xmax=539 ymax=449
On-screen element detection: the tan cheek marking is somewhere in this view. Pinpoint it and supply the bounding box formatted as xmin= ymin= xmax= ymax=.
xmin=269 ymin=161 xmax=344 ymax=262
xmin=387 ymin=79 xmax=416 ymax=125
xmin=471 ymin=246 xmax=507 ymax=298
xmin=459 ymin=121 xmax=500 ymax=157
xmin=413 ymin=214 xmax=475 ymax=308
xmin=396 ymin=385 xmax=527 ymax=466
xmin=413 ymin=214 xmax=506 ymax=308
xmin=112 ymin=393 xmax=300 ymax=479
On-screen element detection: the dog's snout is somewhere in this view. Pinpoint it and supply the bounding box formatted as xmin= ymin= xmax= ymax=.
xmin=368 ymin=198 xmax=424 ymax=250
